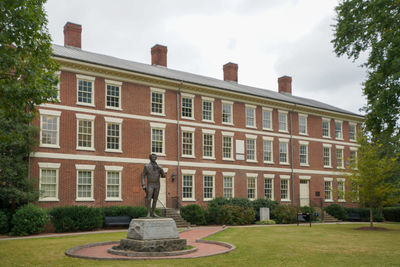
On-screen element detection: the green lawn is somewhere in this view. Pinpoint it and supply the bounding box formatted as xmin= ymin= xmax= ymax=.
xmin=0 ymin=223 xmax=399 ymax=267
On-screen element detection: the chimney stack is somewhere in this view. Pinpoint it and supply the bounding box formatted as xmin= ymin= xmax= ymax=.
xmin=278 ymin=76 xmax=292 ymax=94
xmin=151 ymin=44 xmax=167 ymax=67
xmin=63 ymin=22 xmax=82 ymax=49
xmin=223 ymin=62 xmax=238 ymax=82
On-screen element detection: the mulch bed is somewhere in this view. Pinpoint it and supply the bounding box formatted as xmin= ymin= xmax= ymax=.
xmin=354 ymin=226 xmax=389 ymax=231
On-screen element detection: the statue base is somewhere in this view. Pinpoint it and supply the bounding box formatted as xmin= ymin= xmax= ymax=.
xmin=118 ymin=237 xmax=186 ymax=252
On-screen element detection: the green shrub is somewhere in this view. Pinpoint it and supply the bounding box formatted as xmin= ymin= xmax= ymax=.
xmin=180 ymin=204 xmax=206 ymax=225
xmin=300 ymin=206 xmax=317 ymax=221
xmin=10 ymin=204 xmax=49 ymax=236
xmin=344 ymin=207 xmax=384 ymax=222
xmin=251 ymin=198 xmax=278 ymax=221
xmin=217 ymin=205 xmax=255 ymax=225
xmin=0 ymin=210 xmax=9 ymax=234
xmin=383 ymin=207 xmax=400 ymax=222
xmin=273 ymin=204 xmax=299 ymax=224
xmin=255 ymin=219 xmax=276 ymax=225
xmin=101 ymin=206 xmax=147 ymax=218
xmin=50 ymin=206 xmax=103 ymax=232
xmin=324 ymin=204 xmax=347 ymax=220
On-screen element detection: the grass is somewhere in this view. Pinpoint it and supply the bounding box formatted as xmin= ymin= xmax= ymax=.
xmin=0 ymin=223 xmax=399 ymax=266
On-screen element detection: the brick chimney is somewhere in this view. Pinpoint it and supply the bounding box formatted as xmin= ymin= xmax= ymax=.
xmin=64 ymin=22 xmax=82 ymax=48
xmin=151 ymin=44 xmax=167 ymax=67
xmin=278 ymin=76 xmax=292 ymax=94
xmin=223 ymin=62 xmax=238 ymax=82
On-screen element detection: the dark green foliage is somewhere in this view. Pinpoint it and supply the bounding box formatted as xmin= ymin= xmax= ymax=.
xmin=101 ymin=206 xmax=147 ymax=218
xmin=217 ymin=205 xmax=255 ymax=225
xmin=383 ymin=207 xmax=400 ymax=222
xmin=300 ymin=206 xmax=317 ymax=221
xmin=252 ymin=198 xmax=278 ymax=221
xmin=324 ymin=204 xmax=348 ymax=221
xmin=49 ymin=206 xmax=103 ymax=232
xmin=273 ymin=205 xmax=300 ymax=224
xmin=180 ymin=204 xmax=206 ymax=225
xmin=344 ymin=207 xmax=384 ymax=222
xmin=10 ymin=203 xmax=49 ymax=236
xmin=0 ymin=210 xmax=9 ymax=234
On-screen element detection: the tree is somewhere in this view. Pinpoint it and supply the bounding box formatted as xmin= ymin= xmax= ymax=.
xmin=344 ymin=133 xmax=400 ymax=227
xmin=0 ymin=0 xmax=58 ymax=211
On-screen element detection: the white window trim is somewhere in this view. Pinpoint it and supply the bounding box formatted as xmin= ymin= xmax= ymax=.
xmin=299 ymin=175 xmax=311 ymax=180
xmin=223 ymin=172 xmax=235 ymax=198
xmin=299 ymin=141 xmax=309 ymax=167
xmin=105 ymin=117 xmax=123 ymax=153
xmin=221 ymin=100 xmax=234 ymax=125
xmin=262 ymin=107 xmax=273 ymax=131
xmin=39 ymin=109 xmax=61 ymax=148
xmin=324 ymin=177 xmax=333 ymax=202
xmin=76 ymin=114 xmax=95 ymax=151
xmin=75 ymin=164 xmax=95 ymax=201
xmin=247 ymin=173 xmax=258 ymax=200
xmin=105 ymin=79 xmax=122 ymax=111
xmin=279 ymin=139 xmax=289 ymax=165
xmin=337 ymin=178 xmax=346 ymax=202
xmin=76 ymin=74 xmax=95 ymax=107
xmin=278 ymin=110 xmax=289 ymax=133
xmin=150 ymin=87 xmax=166 ymax=116
xmin=335 ymin=146 xmax=345 ymax=169
xmin=246 ymin=136 xmax=257 ymax=163
xmin=105 ymin=165 xmax=123 ymax=201
xmin=280 ymin=175 xmax=291 ymax=202
xmin=222 ymin=134 xmax=234 ymax=161
xmin=151 ymin=123 xmax=166 ymax=156
xmin=201 ymin=96 xmax=214 ymax=123
xmin=55 ymin=71 xmax=61 ymax=101
xmin=323 ymin=144 xmax=332 ymax=168
xmin=263 ymin=136 xmax=274 ymax=164
xmin=181 ymin=127 xmax=195 ymax=158
xmin=298 ymin=114 xmax=308 ymax=136
xmin=335 ymin=120 xmax=343 ymax=140
xmin=264 ymin=174 xmax=275 ymax=200
xmin=38 ymin=162 xmax=60 ymax=202
xmin=245 ymin=104 xmax=257 ymax=129
xmin=202 ymin=131 xmax=215 ymax=160
xmin=182 ymin=169 xmax=196 ymax=201
xmin=349 ymin=122 xmax=357 ymax=142
xmin=181 ymin=93 xmax=195 ymax=120
xmin=322 ymin=118 xmax=331 ymax=138
xmin=203 ymin=173 xmax=215 ymax=201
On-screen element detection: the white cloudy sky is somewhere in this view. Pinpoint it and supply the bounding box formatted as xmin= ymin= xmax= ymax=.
xmin=44 ymin=0 xmax=367 ymax=114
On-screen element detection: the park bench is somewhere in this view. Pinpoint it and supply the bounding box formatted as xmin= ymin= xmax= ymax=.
xmin=297 ymin=213 xmax=312 ymax=227
xmin=347 ymin=213 xmax=361 ymax=221
xmin=104 ymin=216 xmax=131 ymax=227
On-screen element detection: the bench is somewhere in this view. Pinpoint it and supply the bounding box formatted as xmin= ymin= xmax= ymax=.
xmin=347 ymin=213 xmax=361 ymax=221
xmin=104 ymin=216 xmax=131 ymax=227
xmin=297 ymin=213 xmax=312 ymax=227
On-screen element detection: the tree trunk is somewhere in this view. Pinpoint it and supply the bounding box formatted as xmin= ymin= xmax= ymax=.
xmin=370 ymin=207 xmax=374 ymax=228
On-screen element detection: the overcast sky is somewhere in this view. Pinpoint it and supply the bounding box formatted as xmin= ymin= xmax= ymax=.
xmin=44 ymin=0 xmax=367 ymax=114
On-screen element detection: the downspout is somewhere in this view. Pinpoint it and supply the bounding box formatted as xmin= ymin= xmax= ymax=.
xmin=290 ymin=104 xmax=296 ymax=206
xmin=176 ymin=81 xmax=183 ymax=209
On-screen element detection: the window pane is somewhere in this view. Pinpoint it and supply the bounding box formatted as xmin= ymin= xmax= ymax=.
xmin=40 ymin=169 xmax=57 ymax=198
xmin=203 ymin=134 xmax=213 ymax=157
xmin=78 ymin=171 xmax=92 ymax=198
xmin=281 ymin=179 xmax=288 ymax=199
xmin=182 ymin=97 xmax=193 ymax=118
xmin=300 ymin=144 xmax=308 ymax=164
xmin=78 ymin=80 xmax=92 ymax=104
xmin=203 ymin=176 xmax=213 ymax=199
xmin=246 ymin=107 xmax=255 ymax=127
xmin=279 ymin=113 xmax=287 ymax=131
xmin=335 ymin=122 xmax=342 ymax=138
xmin=182 ymin=132 xmax=193 ymax=156
xmin=151 ymin=92 xmax=163 ymax=114
xmin=246 ymin=139 xmax=255 ymax=160
xmin=202 ymin=101 xmax=212 ymax=121
xmin=222 ymin=103 xmax=232 ymax=123
xmin=106 ymin=123 xmax=120 ymax=150
xmin=324 ymin=181 xmax=332 ymax=200
xmin=223 ymin=177 xmax=233 ymax=198
xmin=78 ymin=120 xmax=92 ymax=148
xmin=262 ymin=110 xmax=271 ymax=129
xmin=323 ymin=147 xmax=331 ymax=166
xmin=264 ymin=178 xmax=272 ymax=199
xmin=299 ymin=116 xmax=307 ymax=134
xmin=107 ymin=171 xmax=120 ymax=198
xmin=247 ymin=177 xmax=256 ymax=199
xmin=222 ymin=136 xmax=232 ymax=159
xmin=279 ymin=143 xmax=288 ymax=163
xmin=106 ymin=84 xmax=120 ymax=108
xmin=151 ymin=129 xmax=163 ymax=153
xmin=183 ymin=175 xmax=193 ymax=199
xmin=41 ymin=115 xmax=58 ymax=145
xmin=263 ymin=140 xmax=272 ymax=162
xmin=322 ymin=120 xmax=330 ymax=137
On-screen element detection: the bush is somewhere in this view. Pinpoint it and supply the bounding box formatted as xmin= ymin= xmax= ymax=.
xmin=324 ymin=204 xmax=348 ymax=221
xmin=300 ymin=206 xmax=317 ymax=221
xmin=0 ymin=210 xmax=9 ymax=234
xmin=101 ymin=206 xmax=147 ymax=218
xmin=10 ymin=204 xmax=49 ymax=236
xmin=273 ymin=205 xmax=299 ymax=224
xmin=217 ymin=205 xmax=255 ymax=225
xmin=50 ymin=206 xmax=103 ymax=232
xmin=344 ymin=207 xmax=384 ymax=222
xmin=180 ymin=204 xmax=206 ymax=225
xmin=383 ymin=207 xmax=400 ymax=222
xmin=251 ymin=198 xmax=278 ymax=221
xmin=255 ymin=219 xmax=276 ymax=225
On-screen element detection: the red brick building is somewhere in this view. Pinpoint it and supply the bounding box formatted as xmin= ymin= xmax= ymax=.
xmin=31 ymin=22 xmax=363 ymax=210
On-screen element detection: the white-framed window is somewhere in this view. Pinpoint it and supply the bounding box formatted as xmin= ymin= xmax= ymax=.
xmin=322 ymin=118 xmax=331 ymax=138
xmin=105 ymin=117 xmax=122 ymax=153
xmin=336 ymin=146 xmax=344 ymax=169
xmin=280 ymin=175 xmax=290 ymax=201
xmin=181 ymin=93 xmax=194 ymax=119
xmin=38 ymin=162 xmax=60 ymax=201
xmin=105 ymin=166 xmax=123 ymax=201
xmin=247 ymin=173 xmax=258 ymax=200
xmin=299 ymin=141 xmax=309 ymax=166
xmin=264 ymin=174 xmax=274 ymax=200
xmin=202 ymin=129 xmax=215 ymax=159
xmin=223 ymin=172 xmax=235 ymax=198
xmin=202 ymin=96 xmax=214 ymax=122
xmin=222 ymin=132 xmax=234 ymax=161
xmin=324 ymin=177 xmax=333 ymax=201
xmin=337 ymin=178 xmax=345 ymax=202
xmin=39 ymin=109 xmax=61 ymax=148
xmin=222 ymin=100 xmax=233 ymax=125
xmin=76 ymin=113 xmax=95 ymax=151
xmin=323 ymin=144 xmax=332 ymax=168
xmin=246 ymin=134 xmax=257 ymax=162
xmin=151 ymin=87 xmax=165 ymax=116
xmin=279 ymin=138 xmax=289 ymax=164
xmin=105 ymin=80 xmax=122 ymax=110
xmin=76 ymin=164 xmax=95 ymax=201
xmin=349 ymin=123 xmax=356 ymax=141
xmin=245 ymin=104 xmax=256 ymax=128
xmin=263 ymin=136 xmax=274 ymax=163
xmin=350 ymin=147 xmax=358 ymax=168
xmin=203 ymin=171 xmax=215 ymax=201
xmin=262 ymin=107 xmax=273 ymax=130
xmin=182 ymin=169 xmax=196 ymax=201
xmin=55 ymin=71 xmax=61 ymax=101
xmin=335 ymin=120 xmax=343 ymax=139
xmin=150 ymin=122 xmax=166 ymax=156
xmin=298 ymin=114 xmax=308 ymax=135
xmin=76 ymin=74 xmax=95 ymax=106
xmin=278 ymin=110 xmax=288 ymax=132
xmin=181 ymin=126 xmax=195 ymax=158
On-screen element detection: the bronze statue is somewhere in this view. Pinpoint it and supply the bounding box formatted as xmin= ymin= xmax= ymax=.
xmin=141 ymin=153 xmax=166 ymax=218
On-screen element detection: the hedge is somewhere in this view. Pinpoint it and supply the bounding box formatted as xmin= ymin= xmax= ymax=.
xmin=273 ymin=205 xmax=299 ymax=224
xmin=383 ymin=207 xmax=400 ymax=222
xmin=217 ymin=205 xmax=255 ymax=225
xmin=324 ymin=204 xmax=348 ymax=221
xmin=180 ymin=204 xmax=206 ymax=225
xmin=0 ymin=210 xmax=9 ymax=234
xmin=10 ymin=204 xmax=49 ymax=236
xmin=49 ymin=206 xmax=103 ymax=232
xmin=101 ymin=206 xmax=147 ymax=218
xmin=344 ymin=207 xmax=384 ymax=222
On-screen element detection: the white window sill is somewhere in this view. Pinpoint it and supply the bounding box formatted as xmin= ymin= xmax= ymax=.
xmin=105 ymin=149 xmax=123 ymax=153
xmin=262 ymin=128 xmax=273 ymax=131
xmin=264 ymin=161 xmax=274 ymax=164
xmin=299 ymin=133 xmax=308 ymax=136
xmin=76 ymin=102 xmax=95 ymax=107
xmin=246 ymin=125 xmax=257 ymax=129
xmin=202 ymin=120 xmax=215 ymax=123
xmin=349 ymin=139 xmax=356 ymax=142
xmin=203 ymin=198 xmax=214 ymax=201
xmin=279 ymin=129 xmax=289 ymax=133
xmin=324 ymin=166 xmax=333 ymax=169
xmin=337 ymin=167 xmax=345 ymax=170
xmin=40 ymin=144 xmax=60 ymax=149
xmin=182 ymin=198 xmax=196 ymax=202
xmin=106 ymin=106 xmax=122 ymax=111
xmin=182 ymin=155 xmax=195 ymax=158
xmin=222 ymin=122 xmax=234 ymax=126
xmin=151 ymin=112 xmax=166 ymax=117
xmin=248 ymin=198 xmax=256 ymax=201
xmin=181 ymin=116 xmax=195 ymax=120
xmin=338 ymin=200 xmax=346 ymax=202
xmin=222 ymin=158 xmax=235 ymax=161
xmin=280 ymin=162 xmax=290 ymax=165
xmin=76 ymin=147 xmax=95 ymax=151
xmin=153 ymin=153 xmax=166 ymax=157
xmin=246 ymin=159 xmax=258 ymax=163
xmin=281 ymin=199 xmax=291 ymax=202
xmin=322 ymin=136 xmax=331 ymax=139
xmin=105 ymin=198 xmax=123 ymax=202
xmin=324 ymin=200 xmax=333 ymax=202
xmin=76 ymin=198 xmax=95 ymax=202
xmin=203 ymin=157 xmax=216 ymax=160
xmin=335 ymin=137 xmax=344 ymax=140
xmin=39 ymin=198 xmax=59 ymax=202
xmin=300 ymin=163 xmax=310 ymax=167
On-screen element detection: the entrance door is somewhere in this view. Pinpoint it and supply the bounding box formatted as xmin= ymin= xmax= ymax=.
xmin=156 ymin=171 xmax=167 ymax=208
xmin=299 ymin=180 xmax=310 ymax=206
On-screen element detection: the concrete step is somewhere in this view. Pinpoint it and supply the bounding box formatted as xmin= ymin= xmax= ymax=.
xmin=160 ymin=208 xmax=190 ymax=227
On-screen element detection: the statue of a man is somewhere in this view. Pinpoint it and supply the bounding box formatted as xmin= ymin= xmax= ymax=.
xmin=141 ymin=153 xmax=166 ymax=218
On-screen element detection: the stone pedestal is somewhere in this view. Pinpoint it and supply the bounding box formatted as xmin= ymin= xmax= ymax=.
xmin=260 ymin=207 xmax=270 ymax=221
xmin=119 ymin=237 xmax=186 ymax=252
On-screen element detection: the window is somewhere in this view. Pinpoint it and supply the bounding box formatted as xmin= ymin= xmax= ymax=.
xmin=151 ymin=88 xmax=165 ymax=115
xmin=280 ymin=176 xmax=290 ymax=201
xmin=299 ymin=114 xmax=308 ymax=135
xmin=202 ymin=97 xmax=214 ymax=122
xmin=335 ymin=120 xmax=343 ymax=139
xmin=336 ymin=146 xmax=344 ymax=169
xmin=105 ymin=117 xmax=122 ymax=152
xmin=222 ymin=101 xmax=233 ymax=124
xmin=323 ymin=144 xmax=332 ymax=167
xmin=264 ymin=174 xmax=274 ymax=200
xmin=203 ymin=171 xmax=215 ymax=201
xmin=322 ymin=118 xmax=331 ymax=138
xmin=40 ymin=109 xmax=61 ymax=148
xmin=222 ymin=132 xmax=234 ymax=160
xmin=105 ymin=166 xmax=123 ymax=201
xmin=324 ymin=178 xmax=333 ymax=201
xmin=279 ymin=139 xmax=289 ymax=164
xmin=223 ymin=173 xmax=235 ymax=198
xmin=262 ymin=108 xmax=272 ymax=130
xmin=182 ymin=127 xmax=195 ymax=157
xmin=76 ymin=74 xmax=95 ymax=106
xmin=150 ymin=123 xmax=165 ymax=156
xmin=105 ymin=80 xmax=122 ymax=110
xmin=349 ymin=123 xmax=356 ymax=141
xmin=182 ymin=170 xmax=196 ymax=201
xmin=245 ymin=105 xmax=256 ymax=128
xmin=38 ymin=163 xmax=60 ymax=201
xmin=278 ymin=111 xmax=288 ymax=132
xmin=202 ymin=129 xmax=215 ymax=159
xmin=181 ymin=93 xmax=194 ymax=119
xmin=246 ymin=135 xmax=257 ymax=162
xmin=76 ymin=164 xmax=95 ymax=201
xmin=263 ymin=137 xmax=274 ymax=163
xmin=76 ymin=114 xmax=95 ymax=151
xmin=337 ymin=178 xmax=345 ymax=202
xmin=299 ymin=141 xmax=309 ymax=166
xmin=350 ymin=148 xmax=358 ymax=167
xmin=55 ymin=71 xmax=61 ymax=101
xmin=247 ymin=174 xmax=257 ymax=200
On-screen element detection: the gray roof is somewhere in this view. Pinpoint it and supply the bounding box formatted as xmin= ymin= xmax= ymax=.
xmin=52 ymin=44 xmax=362 ymax=118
